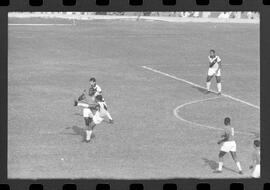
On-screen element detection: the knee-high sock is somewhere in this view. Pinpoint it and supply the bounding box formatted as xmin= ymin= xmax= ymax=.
xmin=206 ymin=82 xmax=211 ymax=91
xmin=218 ymin=162 xmax=223 ymax=171
xmin=236 ymin=162 xmax=242 ymax=171
xmin=217 ymin=83 xmax=222 ymax=93
xmin=86 ymin=130 xmax=92 ymax=141
xmin=106 ymin=111 xmax=113 ymax=120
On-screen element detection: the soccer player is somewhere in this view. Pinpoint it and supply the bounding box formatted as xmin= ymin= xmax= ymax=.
xmin=75 ymin=77 xmax=103 ymax=137
xmin=215 ymin=117 xmax=243 ymax=174
xmin=249 ymin=139 xmax=260 ymax=178
xmin=206 ymin=49 xmax=222 ymax=95
xmin=74 ymin=95 xmax=113 ymax=142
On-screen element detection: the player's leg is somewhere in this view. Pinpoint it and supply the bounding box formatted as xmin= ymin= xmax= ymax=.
xmin=85 ymin=121 xmax=96 ymax=142
xmin=84 ymin=117 xmax=92 ymax=142
xmin=82 ymin=108 xmax=94 ymax=142
xmin=230 ymin=151 xmax=243 ymax=174
xmin=215 ymin=70 xmax=222 ymax=95
xmin=215 ymin=151 xmax=226 ymax=173
xmin=74 ymin=100 xmax=89 ymax=108
xmin=252 ymin=164 xmax=260 ymax=178
xmin=105 ymin=110 xmax=113 ymax=123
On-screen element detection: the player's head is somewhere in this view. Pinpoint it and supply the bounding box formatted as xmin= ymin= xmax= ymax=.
xmin=224 ymin=117 xmax=231 ymax=126
xmin=210 ymin=49 xmax=215 ymax=57
xmin=95 ymin=95 xmax=103 ymax=102
xmin=253 ymin=139 xmax=260 ymax=148
xmin=89 ymin=77 xmax=96 ymax=86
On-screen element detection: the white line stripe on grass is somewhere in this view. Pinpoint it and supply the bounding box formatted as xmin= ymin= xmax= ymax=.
xmin=173 ymin=96 xmax=253 ymax=136
xmin=141 ymin=65 xmax=260 ymax=110
xmin=8 ymin=23 xmax=75 ymax=26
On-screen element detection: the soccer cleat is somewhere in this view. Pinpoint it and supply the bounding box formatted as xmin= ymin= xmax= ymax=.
xmin=109 ymin=119 xmax=114 ymax=124
xmin=205 ymin=90 xmax=210 ymax=94
xmin=213 ymin=170 xmax=222 ymax=173
xmin=217 ymin=92 xmax=221 ymax=96
xmin=239 ymin=171 xmax=243 ymax=175
xmin=74 ymin=99 xmax=78 ymax=106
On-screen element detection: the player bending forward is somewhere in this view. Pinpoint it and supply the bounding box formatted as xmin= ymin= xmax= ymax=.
xmin=206 ymin=49 xmax=222 ymax=95
xmin=249 ymin=139 xmax=260 ymax=178
xmin=74 ymin=95 xmax=113 ymax=142
xmin=215 ymin=117 xmax=243 ymax=174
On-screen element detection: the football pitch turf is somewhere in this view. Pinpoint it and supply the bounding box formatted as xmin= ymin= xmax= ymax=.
xmin=8 ymin=18 xmax=260 ymax=179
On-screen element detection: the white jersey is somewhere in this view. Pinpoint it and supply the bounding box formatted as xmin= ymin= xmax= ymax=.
xmin=93 ymin=101 xmax=113 ymax=124
xmin=90 ymin=84 xmax=102 ymax=97
xmin=208 ymin=55 xmax=221 ymax=70
xmin=97 ymin=101 xmax=108 ymax=117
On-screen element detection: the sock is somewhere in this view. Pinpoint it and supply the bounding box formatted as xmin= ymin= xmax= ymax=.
xmin=236 ymin=162 xmax=242 ymax=171
xmin=206 ymin=82 xmax=211 ymax=91
xmin=86 ymin=130 xmax=92 ymax=141
xmin=106 ymin=112 xmax=113 ymax=120
xmin=217 ymin=83 xmax=222 ymax=93
xmin=218 ymin=162 xmax=223 ymax=171
xmin=78 ymin=102 xmax=89 ymax=108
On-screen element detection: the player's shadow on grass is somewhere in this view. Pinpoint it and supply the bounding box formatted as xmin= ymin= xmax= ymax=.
xmin=192 ymin=86 xmax=209 ymax=94
xmin=63 ymin=125 xmax=85 ymax=138
xmin=74 ymin=112 xmax=83 ymax=117
xmin=202 ymin=158 xmax=239 ymax=174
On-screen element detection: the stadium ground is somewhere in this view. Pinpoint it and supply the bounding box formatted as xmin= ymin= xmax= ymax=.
xmin=8 ymin=18 xmax=260 ymax=179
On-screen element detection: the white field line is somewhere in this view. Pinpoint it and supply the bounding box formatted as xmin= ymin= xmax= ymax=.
xmin=141 ymin=65 xmax=260 ymax=110
xmin=173 ymin=96 xmax=253 ymax=136
xmin=8 ymin=23 xmax=75 ymax=26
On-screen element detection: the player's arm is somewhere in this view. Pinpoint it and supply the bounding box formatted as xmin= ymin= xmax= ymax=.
xmin=209 ymin=56 xmax=217 ymax=68
xmin=78 ymin=89 xmax=87 ymax=101
xmin=215 ymin=60 xmax=222 ymax=73
xmin=217 ymin=132 xmax=228 ymax=144
xmin=215 ymin=56 xmax=222 ymax=72
xmin=94 ymin=85 xmax=102 ymax=96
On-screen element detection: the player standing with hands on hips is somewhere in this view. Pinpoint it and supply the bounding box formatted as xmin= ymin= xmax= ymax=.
xmin=206 ymin=49 xmax=222 ymax=95
xmin=215 ymin=117 xmax=243 ymax=175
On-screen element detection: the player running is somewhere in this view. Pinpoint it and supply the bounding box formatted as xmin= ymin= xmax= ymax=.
xmin=206 ymin=49 xmax=222 ymax=95
xmin=76 ymin=77 xmax=103 ymax=132
xmin=214 ymin=117 xmax=243 ymax=174
xmin=74 ymin=95 xmax=113 ymax=142
xmin=249 ymin=139 xmax=260 ymax=178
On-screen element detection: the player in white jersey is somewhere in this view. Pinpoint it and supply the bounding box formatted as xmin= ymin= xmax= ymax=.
xmin=89 ymin=77 xmax=102 ymax=100
xmin=214 ymin=117 xmax=243 ymax=174
xmin=76 ymin=77 xmax=103 ymax=132
xmin=249 ymin=140 xmax=260 ymax=178
xmin=206 ymin=49 xmax=222 ymax=95
xmin=74 ymin=95 xmax=113 ymax=142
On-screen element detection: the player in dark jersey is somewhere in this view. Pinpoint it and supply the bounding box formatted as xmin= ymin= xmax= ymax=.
xmin=214 ymin=117 xmax=243 ymax=174
xmin=75 ymin=77 xmax=103 ymax=141
xmin=250 ymin=139 xmax=260 ymax=178
xmin=74 ymin=95 xmax=113 ymax=142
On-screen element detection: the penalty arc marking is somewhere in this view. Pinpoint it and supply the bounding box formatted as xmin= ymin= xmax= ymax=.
xmin=141 ymin=66 xmax=259 ymax=136
xmin=173 ymin=96 xmax=254 ymax=136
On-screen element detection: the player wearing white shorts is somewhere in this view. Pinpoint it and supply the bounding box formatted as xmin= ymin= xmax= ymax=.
xmin=206 ymin=49 xmax=222 ymax=95
xmin=74 ymin=95 xmax=113 ymax=142
xmin=214 ymin=117 xmax=243 ymax=174
xmin=76 ymin=77 xmax=102 ymax=132
xmin=249 ymin=140 xmax=260 ymax=178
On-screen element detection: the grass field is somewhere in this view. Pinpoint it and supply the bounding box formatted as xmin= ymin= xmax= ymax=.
xmin=8 ymin=17 xmax=260 ymax=179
